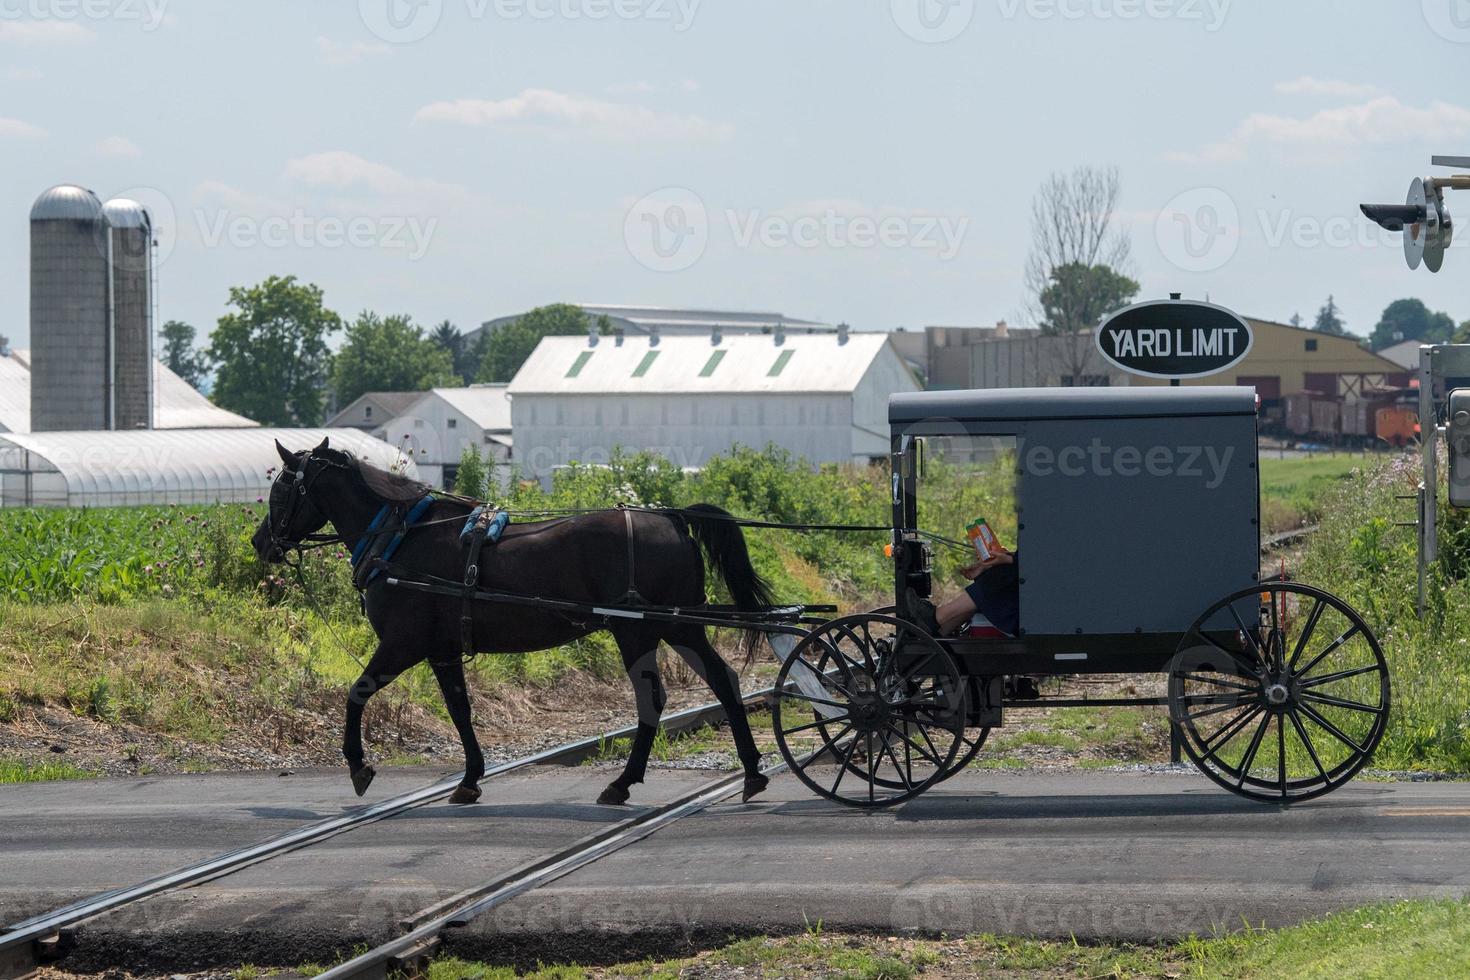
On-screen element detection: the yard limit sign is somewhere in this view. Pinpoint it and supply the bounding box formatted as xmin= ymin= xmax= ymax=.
xmin=1095 ymin=297 xmax=1253 ymax=384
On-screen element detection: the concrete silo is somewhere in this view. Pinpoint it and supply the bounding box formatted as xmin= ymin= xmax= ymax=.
xmin=102 ymin=198 xmax=154 ymax=430
xmin=29 ymin=184 xmax=113 ymax=431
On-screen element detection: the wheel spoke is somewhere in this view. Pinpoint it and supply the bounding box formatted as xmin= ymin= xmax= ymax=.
xmin=782 ymin=714 xmax=853 ymax=738
xmin=1299 ymin=690 xmax=1383 ymax=714
xmin=1202 ymin=703 xmax=1262 ymax=752
xmin=1185 ymin=698 xmax=1250 ymax=722
xmin=778 ymin=687 xmax=850 ymax=712
xmin=1295 ymin=625 xmax=1363 ymax=679
xmin=1287 ymin=708 xmax=1330 ymax=786
xmin=785 ymin=655 xmax=854 ymax=701
xmin=866 ymin=731 xmax=876 ymax=803
xmin=914 ymin=721 xmax=945 ymax=763
xmin=887 ymin=722 xmax=946 ymax=768
xmin=1299 ymin=663 xmax=1382 ymax=689
xmin=1276 ymin=715 xmax=1287 ymax=800
xmin=1227 ymin=602 xmax=1265 ymax=662
xmin=881 ymin=738 xmax=914 ymax=792
xmin=1233 ymin=713 xmax=1271 ymax=787
xmin=1288 ymin=599 xmax=1327 ymax=671
xmin=798 ymin=722 xmax=853 ymax=774
xmin=898 ymin=649 xmax=940 ymax=687
xmin=827 ymin=727 xmax=861 ymax=795
xmin=1195 ymin=628 xmax=1263 ymax=677
xmin=1177 ymin=672 xmax=1256 ymax=693
xmin=1298 ymin=701 xmax=1369 ymax=755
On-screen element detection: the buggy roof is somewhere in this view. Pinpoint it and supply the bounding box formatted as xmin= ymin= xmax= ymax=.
xmin=889 ymin=386 xmax=1257 ymax=425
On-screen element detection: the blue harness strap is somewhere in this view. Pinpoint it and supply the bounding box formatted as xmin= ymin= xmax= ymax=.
xmin=352 ymin=495 xmax=436 ymax=587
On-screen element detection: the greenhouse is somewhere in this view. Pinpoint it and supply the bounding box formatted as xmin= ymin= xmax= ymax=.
xmin=0 ymin=428 xmax=416 ymax=508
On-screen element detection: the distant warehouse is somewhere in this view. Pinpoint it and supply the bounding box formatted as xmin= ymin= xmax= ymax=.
xmin=507 ymin=330 xmax=919 ymax=481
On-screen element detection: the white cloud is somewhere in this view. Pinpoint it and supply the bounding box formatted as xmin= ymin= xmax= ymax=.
xmin=316 ymin=36 xmax=391 ymax=67
xmin=283 ymin=150 xmax=466 ymax=199
xmin=0 ymin=117 xmax=46 ymax=140
xmin=1274 ymin=76 xmax=1379 ymax=98
xmin=0 ymin=20 xmax=93 ymax=43
xmin=95 ymin=135 xmax=142 ymax=158
xmin=5 ymin=66 xmax=43 ymax=81
xmin=415 ymin=88 xmax=734 ymax=142
xmin=1168 ymin=96 xmax=1470 ymax=163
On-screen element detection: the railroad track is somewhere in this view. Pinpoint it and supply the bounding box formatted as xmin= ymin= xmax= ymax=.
xmin=0 ymin=686 xmax=777 ymax=979
xmin=316 ymin=754 xmax=801 ymax=980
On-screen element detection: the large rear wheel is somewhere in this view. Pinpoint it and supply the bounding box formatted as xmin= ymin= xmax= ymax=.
xmin=772 ymin=614 xmax=968 ymax=807
xmin=1168 ymin=583 xmax=1389 ymax=803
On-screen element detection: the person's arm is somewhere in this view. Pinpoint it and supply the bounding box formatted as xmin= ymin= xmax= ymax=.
xmin=960 ymin=550 xmax=1014 ymax=580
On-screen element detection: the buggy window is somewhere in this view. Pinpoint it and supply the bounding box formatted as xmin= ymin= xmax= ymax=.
xmin=915 ymin=433 xmax=1019 ymax=586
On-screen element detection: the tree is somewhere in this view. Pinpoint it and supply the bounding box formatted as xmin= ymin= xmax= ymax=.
xmin=1289 ymin=312 xmax=1303 ymax=328
xmin=1024 ymin=165 xmax=1134 ymax=383
xmin=475 ymin=304 xmax=606 ymax=383
xmin=207 ymin=276 xmax=341 ymax=427
xmin=1456 ymin=319 xmax=1470 ymax=345
xmin=1369 ymin=298 xmax=1456 ymax=350
xmin=431 ymin=319 xmax=486 ymax=386
xmin=1313 ymin=295 xmax=1347 ymax=336
xmin=159 ymin=319 xmax=208 ymax=390
xmin=332 ymin=312 xmax=457 ymax=408
xmin=1039 ymin=262 xmax=1139 ymax=340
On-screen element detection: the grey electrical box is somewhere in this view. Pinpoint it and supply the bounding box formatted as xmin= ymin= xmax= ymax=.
xmin=1448 ymin=388 xmax=1470 ymax=507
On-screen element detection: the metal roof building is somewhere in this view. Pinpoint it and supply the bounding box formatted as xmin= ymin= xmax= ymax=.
xmin=0 ymin=349 xmax=256 ymax=433
xmin=0 ymin=428 xmax=414 ymax=508
xmin=475 ymin=304 xmax=834 ymax=345
xmin=377 ymin=385 xmax=512 ymax=490
xmin=507 ymin=332 xmax=918 ymax=480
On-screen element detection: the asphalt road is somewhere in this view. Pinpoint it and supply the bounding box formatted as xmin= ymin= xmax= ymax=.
xmin=5 ymin=764 xmax=1470 ymax=970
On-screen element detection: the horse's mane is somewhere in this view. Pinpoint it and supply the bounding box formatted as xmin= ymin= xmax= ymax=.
xmin=328 ymin=448 xmax=432 ymax=505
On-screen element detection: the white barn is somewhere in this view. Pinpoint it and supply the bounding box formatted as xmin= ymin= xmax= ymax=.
xmin=508 ymin=332 xmax=918 ymax=481
xmin=377 ymin=385 xmax=512 ymax=489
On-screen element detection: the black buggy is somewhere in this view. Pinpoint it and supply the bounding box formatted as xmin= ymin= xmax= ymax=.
xmin=768 ymin=386 xmax=1390 ymax=808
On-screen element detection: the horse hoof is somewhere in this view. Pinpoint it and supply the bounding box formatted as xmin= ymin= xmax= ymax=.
xmin=742 ymin=772 xmax=770 ymax=804
xmin=351 ymin=765 xmax=376 ymax=797
xmin=597 ymin=784 xmax=630 ymax=806
xmin=448 ymin=784 xmax=482 ymax=805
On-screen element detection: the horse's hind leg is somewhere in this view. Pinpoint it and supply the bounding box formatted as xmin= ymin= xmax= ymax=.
xmin=430 ymin=658 xmax=486 ymax=805
xmin=667 ymin=625 xmax=768 ymax=803
xmin=598 ymin=632 xmax=665 ymax=806
xmin=343 ymin=644 xmax=411 ymax=797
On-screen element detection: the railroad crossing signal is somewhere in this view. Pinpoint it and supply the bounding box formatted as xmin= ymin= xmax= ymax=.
xmin=1360 ymin=155 xmax=1470 ymax=273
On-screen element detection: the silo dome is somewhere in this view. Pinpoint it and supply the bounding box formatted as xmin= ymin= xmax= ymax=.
xmin=101 ymin=197 xmax=151 ymax=230
xmin=30 ymin=184 xmax=106 ymax=223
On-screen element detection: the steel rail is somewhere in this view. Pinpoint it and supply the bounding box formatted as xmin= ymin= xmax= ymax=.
xmin=0 ymin=686 xmax=777 ymax=976
xmin=315 ymin=754 xmax=803 ymax=980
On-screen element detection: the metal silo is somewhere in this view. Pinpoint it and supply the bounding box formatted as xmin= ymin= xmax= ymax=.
xmin=29 ymin=184 xmax=112 ymax=431
xmin=102 ymin=198 xmax=154 ymax=430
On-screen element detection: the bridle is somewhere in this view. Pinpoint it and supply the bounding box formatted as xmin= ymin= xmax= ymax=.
xmin=267 ymin=450 xmax=353 ymax=562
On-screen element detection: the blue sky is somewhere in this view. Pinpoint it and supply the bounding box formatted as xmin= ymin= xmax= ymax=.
xmin=2 ymin=0 xmax=1468 ymax=349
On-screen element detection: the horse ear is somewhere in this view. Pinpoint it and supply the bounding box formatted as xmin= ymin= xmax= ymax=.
xmin=315 ymin=437 xmax=329 ymax=452
xmin=275 ymin=440 xmax=295 ymax=465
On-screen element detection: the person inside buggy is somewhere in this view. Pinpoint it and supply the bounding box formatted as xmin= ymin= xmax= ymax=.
xmin=934 ymin=546 xmax=1019 ymax=637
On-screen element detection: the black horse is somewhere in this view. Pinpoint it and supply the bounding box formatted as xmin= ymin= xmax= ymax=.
xmin=251 ymin=438 xmax=773 ymax=806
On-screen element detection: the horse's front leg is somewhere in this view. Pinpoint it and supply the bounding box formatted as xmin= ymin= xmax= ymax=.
xmin=430 ymin=657 xmax=485 ymax=804
xmin=343 ymin=644 xmax=409 ymax=797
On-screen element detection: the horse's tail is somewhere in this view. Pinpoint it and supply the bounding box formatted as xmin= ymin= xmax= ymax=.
xmin=681 ymin=503 xmax=775 ymax=664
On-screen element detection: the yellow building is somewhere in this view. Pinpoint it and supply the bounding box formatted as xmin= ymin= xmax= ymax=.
xmin=961 ymin=317 xmax=1409 ymax=399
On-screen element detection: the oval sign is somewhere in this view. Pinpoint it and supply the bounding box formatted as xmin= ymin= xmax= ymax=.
xmin=1095 ymin=299 xmax=1253 ymax=380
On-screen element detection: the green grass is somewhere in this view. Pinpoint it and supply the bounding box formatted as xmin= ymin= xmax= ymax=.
xmin=586 ymin=723 xmax=725 ymax=765
xmin=0 ymin=756 xmax=91 ymax=783
xmin=413 ymin=899 xmax=1470 ymax=978
xmin=1258 ymin=453 xmax=1365 ymax=533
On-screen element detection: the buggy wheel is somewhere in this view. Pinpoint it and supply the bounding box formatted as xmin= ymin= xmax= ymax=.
xmin=772 ymin=614 xmax=967 ymax=808
xmin=1169 ymin=583 xmax=1389 ymax=804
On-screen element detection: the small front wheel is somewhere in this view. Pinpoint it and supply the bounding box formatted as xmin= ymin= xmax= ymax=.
xmin=772 ymin=614 xmax=968 ymax=808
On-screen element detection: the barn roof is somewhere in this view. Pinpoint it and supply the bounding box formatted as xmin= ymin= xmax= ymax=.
xmin=890 ymin=385 xmax=1259 ymax=423
xmin=423 ymin=384 xmax=511 ymax=430
xmin=508 ymin=333 xmax=902 ymax=395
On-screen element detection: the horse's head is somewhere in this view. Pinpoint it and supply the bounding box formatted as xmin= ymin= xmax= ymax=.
xmin=253 ymin=437 xmax=341 ymax=562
